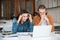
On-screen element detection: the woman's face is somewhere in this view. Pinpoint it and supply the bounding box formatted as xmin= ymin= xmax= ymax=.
xmin=39 ymin=9 xmax=46 ymax=16
xmin=22 ymin=13 xmax=29 ymax=22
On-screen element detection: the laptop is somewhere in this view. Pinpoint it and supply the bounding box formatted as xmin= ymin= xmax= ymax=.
xmin=33 ymin=25 xmax=52 ymax=37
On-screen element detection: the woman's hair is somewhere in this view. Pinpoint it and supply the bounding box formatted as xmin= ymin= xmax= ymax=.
xmin=15 ymin=10 xmax=29 ymax=20
xmin=33 ymin=12 xmax=40 ymax=16
xmin=37 ymin=5 xmax=47 ymax=15
xmin=21 ymin=10 xmax=29 ymax=14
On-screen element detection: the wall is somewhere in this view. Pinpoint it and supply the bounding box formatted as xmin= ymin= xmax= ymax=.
xmin=47 ymin=7 xmax=60 ymax=24
xmin=2 ymin=0 xmax=14 ymax=19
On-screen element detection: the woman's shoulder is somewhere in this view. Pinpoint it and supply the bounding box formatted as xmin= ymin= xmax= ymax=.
xmin=13 ymin=18 xmax=17 ymax=22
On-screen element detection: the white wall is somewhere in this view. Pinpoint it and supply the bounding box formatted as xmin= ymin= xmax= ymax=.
xmin=47 ymin=7 xmax=60 ymax=24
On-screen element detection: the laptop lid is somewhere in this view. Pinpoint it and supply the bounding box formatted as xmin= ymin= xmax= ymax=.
xmin=33 ymin=25 xmax=52 ymax=37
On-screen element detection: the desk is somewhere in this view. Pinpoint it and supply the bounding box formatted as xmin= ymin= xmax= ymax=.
xmin=0 ymin=32 xmax=60 ymax=40
xmin=54 ymin=23 xmax=60 ymax=31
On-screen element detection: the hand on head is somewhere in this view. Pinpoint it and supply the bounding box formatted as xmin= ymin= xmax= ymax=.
xmin=28 ymin=14 xmax=32 ymax=22
xmin=17 ymin=13 xmax=32 ymax=23
xmin=17 ymin=15 xmax=22 ymax=23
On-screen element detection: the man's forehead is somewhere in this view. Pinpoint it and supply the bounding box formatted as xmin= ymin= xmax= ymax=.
xmin=39 ymin=9 xmax=46 ymax=12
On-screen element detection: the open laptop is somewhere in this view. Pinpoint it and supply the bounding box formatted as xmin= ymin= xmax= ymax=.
xmin=33 ymin=25 xmax=52 ymax=37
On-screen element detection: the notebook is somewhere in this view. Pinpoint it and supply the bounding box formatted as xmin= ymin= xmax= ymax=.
xmin=33 ymin=25 xmax=52 ymax=37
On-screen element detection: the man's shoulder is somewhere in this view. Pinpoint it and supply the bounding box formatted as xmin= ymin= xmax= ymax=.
xmin=33 ymin=15 xmax=40 ymax=19
xmin=47 ymin=14 xmax=53 ymax=18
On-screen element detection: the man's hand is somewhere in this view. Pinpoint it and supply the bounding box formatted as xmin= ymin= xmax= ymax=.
xmin=44 ymin=15 xmax=50 ymax=25
xmin=38 ymin=15 xmax=50 ymax=25
xmin=38 ymin=15 xmax=44 ymax=25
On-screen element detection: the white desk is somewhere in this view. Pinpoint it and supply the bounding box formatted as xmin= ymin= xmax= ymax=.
xmin=0 ymin=33 xmax=60 ymax=40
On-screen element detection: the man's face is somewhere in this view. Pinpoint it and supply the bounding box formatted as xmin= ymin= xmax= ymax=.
xmin=39 ymin=9 xmax=46 ymax=16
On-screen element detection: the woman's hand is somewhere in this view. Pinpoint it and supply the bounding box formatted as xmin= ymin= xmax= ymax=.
xmin=29 ymin=14 xmax=32 ymax=22
xmin=17 ymin=15 xmax=22 ymax=23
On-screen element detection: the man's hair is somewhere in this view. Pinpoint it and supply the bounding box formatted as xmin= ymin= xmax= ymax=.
xmin=37 ymin=5 xmax=46 ymax=11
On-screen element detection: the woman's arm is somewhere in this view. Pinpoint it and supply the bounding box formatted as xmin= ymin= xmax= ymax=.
xmin=12 ymin=18 xmax=20 ymax=33
xmin=29 ymin=14 xmax=32 ymax=22
xmin=28 ymin=14 xmax=33 ymax=32
xmin=27 ymin=21 xmax=33 ymax=32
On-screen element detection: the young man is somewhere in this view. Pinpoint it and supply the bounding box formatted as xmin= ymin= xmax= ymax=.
xmin=33 ymin=5 xmax=54 ymax=32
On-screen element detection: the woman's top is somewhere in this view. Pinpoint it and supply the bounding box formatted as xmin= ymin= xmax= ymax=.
xmin=12 ymin=18 xmax=33 ymax=33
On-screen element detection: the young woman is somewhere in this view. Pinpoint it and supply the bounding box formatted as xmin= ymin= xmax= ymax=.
xmin=33 ymin=5 xmax=54 ymax=32
xmin=12 ymin=11 xmax=33 ymax=33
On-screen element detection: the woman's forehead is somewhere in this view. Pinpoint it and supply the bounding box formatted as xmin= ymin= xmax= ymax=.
xmin=22 ymin=13 xmax=28 ymax=16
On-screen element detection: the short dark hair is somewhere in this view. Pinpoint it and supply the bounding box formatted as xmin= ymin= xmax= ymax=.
xmin=37 ymin=5 xmax=46 ymax=11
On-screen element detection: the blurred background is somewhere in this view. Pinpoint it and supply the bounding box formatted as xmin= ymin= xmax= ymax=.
xmin=0 ymin=0 xmax=60 ymax=33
